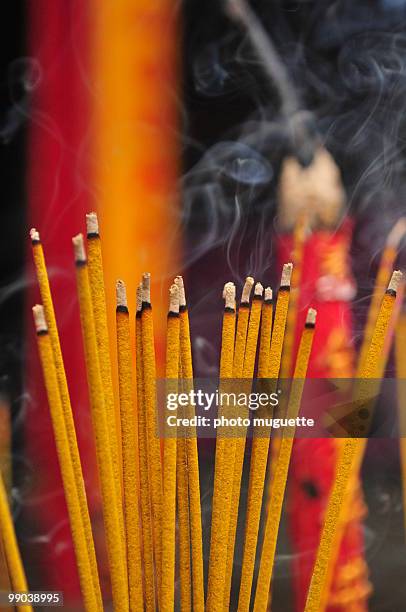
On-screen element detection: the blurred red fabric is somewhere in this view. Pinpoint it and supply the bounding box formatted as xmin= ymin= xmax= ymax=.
xmin=277 ymin=222 xmax=368 ymax=611
xmin=25 ymin=0 xmax=102 ymax=600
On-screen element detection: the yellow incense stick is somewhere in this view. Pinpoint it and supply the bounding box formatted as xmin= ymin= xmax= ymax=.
xmin=175 ymin=335 xmax=192 ymax=612
xmin=237 ymin=287 xmax=273 ymax=612
xmin=396 ymin=310 xmax=406 ymax=541
xmin=254 ymin=308 xmax=316 ymax=612
xmin=136 ymin=286 xmax=156 ymax=611
xmin=257 ymin=289 xmax=273 ymax=378
xmin=115 ymin=281 xmax=144 ymax=610
xmin=321 ymin=279 xmax=404 ymax=611
xmin=304 ymin=271 xmax=402 ymax=612
xmin=86 ymin=215 xmax=126 ymax=567
xmin=358 ymin=218 xmax=406 ymax=372
xmin=0 ymin=400 xmax=11 ymax=501
xmin=267 ymin=264 xmax=294 ymax=514
xmin=176 ymin=411 xmax=192 ymax=612
xmin=206 ymin=282 xmax=237 ymax=612
xmin=30 ymin=230 xmax=102 ymax=608
xmin=141 ymin=273 xmax=163 ymax=595
xmin=33 ymin=306 xmax=100 ymax=612
xmin=238 ymin=264 xmax=292 ymax=612
xmin=175 ymin=276 xmax=204 ymax=612
xmin=224 ymin=281 xmax=263 ymax=609
xmin=73 ymin=234 xmax=129 ymax=612
xmin=280 ymin=215 xmax=307 ymax=378
xmin=161 ymin=285 xmax=180 ymax=612
xmin=0 ymin=473 xmax=31 ymax=612
xmin=86 ymin=213 xmax=122 ymax=481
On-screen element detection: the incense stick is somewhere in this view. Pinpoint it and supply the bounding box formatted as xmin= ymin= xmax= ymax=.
xmin=280 ymin=217 xmax=307 ymax=378
xmin=321 ymin=273 xmax=404 ymax=609
xmin=224 ymin=281 xmax=263 ymax=608
xmin=73 ymin=234 xmax=129 ymax=612
xmin=176 ymin=418 xmax=192 ymax=611
xmin=175 ymin=275 xmax=205 ymax=612
xmin=86 ymin=215 xmax=126 ymax=571
xmin=206 ymin=282 xmax=237 ymax=612
xmin=396 ymin=308 xmax=406 ymax=542
xmin=30 ymin=229 xmax=102 ymax=609
xmin=161 ymin=285 xmax=180 ymax=612
xmin=267 ymin=263 xmax=293 ymax=506
xmin=254 ymin=308 xmax=316 ymax=612
xmin=0 ymin=472 xmax=32 ymax=612
xmin=258 ymin=287 xmax=273 ymax=377
xmin=358 ymin=218 xmax=406 ymax=373
xmin=33 ymin=305 xmax=100 ymax=612
xmin=135 ymin=285 xmax=156 ymax=610
xmin=141 ymin=272 xmax=163 ymax=597
xmin=237 ymin=287 xmax=273 ymax=612
xmin=304 ymin=271 xmax=402 ymax=612
xmin=238 ymin=265 xmax=292 ymax=612
xmin=115 ymin=281 xmax=144 ymax=610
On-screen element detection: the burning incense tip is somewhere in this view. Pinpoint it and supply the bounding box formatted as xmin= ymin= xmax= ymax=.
xmin=32 ymin=304 xmax=47 ymax=333
xmin=86 ymin=212 xmax=99 ymax=236
xmin=242 ymin=276 xmax=255 ymax=303
xmin=72 ymin=234 xmax=86 ymax=263
xmin=174 ymin=276 xmax=186 ymax=307
xmin=30 ymin=228 xmax=40 ymax=243
xmin=265 ymin=287 xmax=273 ymax=301
xmin=136 ymin=283 xmax=142 ymax=312
xmin=226 ymin=0 xmax=246 ymax=20
xmin=223 ymin=282 xmax=236 ymax=310
xmin=388 ymin=270 xmax=403 ymax=293
xmin=278 ymin=148 xmax=345 ymax=230
xmin=281 ymin=262 xmax=293 ymax=287
xmin=254 ymin=282 xmax=264 ymax=297
xmin=169 ymin=284 xmax=180 ymax=314
xmin=116 ymin=280 xmax=127 ymax=308
xmin=306 ymin=308 xmax=317 ymax=326
xmin=387 ymin=218 xmax=406 ymax=249
xmin=142 ymin=273 xmax=151 ymax=304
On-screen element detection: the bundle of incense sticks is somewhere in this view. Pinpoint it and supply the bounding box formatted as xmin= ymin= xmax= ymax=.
xmin=0 ymin=211 xmax=402 ymax=612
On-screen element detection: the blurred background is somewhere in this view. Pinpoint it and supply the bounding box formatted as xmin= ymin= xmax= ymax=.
xmin=1 ymin=0 xmax=406 ymax=610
